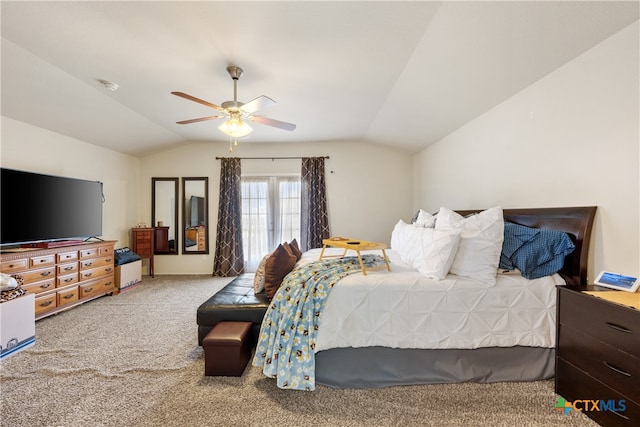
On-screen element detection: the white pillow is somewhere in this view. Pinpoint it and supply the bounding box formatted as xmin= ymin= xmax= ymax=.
xmin=391 ymin=220 xmax=461 ymax=280
xmin=435 ymin=206 xmax=504 ymax=284
xmin=414 ymin=209 xmax=437 ymax=228
xmin=390 ymin=220 xmax=412 ymax=258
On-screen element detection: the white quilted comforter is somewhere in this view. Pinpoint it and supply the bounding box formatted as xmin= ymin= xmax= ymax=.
xmin=296 ymin=248 xmax=564 ymax=352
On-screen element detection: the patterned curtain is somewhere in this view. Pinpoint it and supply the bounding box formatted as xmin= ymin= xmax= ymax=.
xmin=213 ymin=158 xmax=244 ymax=276
xmin=301 ymin=157 xmax=330 ymax=251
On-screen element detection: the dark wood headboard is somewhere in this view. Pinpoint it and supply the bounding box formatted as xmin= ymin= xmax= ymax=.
xmin=455 ymin=207 xmax=597 ymax=287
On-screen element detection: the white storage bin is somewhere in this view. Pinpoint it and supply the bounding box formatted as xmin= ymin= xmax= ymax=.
xmin=0 ymin=293 xmax=35 ymax=360
xmin=115 ymin=260 xmax=142 ymax=291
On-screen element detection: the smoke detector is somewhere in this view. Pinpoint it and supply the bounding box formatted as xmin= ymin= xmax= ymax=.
xmin=98 ymin=79 xmax=119 ymax=91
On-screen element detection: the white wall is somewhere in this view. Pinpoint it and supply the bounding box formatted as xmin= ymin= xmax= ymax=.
xmin=413 ymin=22 xmax=640 ymax=281
xmin=140 ymin=140 xmax=413 ymax=274
xmin=1 ymin=117 xmax=141 ymax=248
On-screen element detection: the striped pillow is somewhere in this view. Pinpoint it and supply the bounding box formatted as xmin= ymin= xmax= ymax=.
xmin=253 ymin=253 xmax=271 ymax=294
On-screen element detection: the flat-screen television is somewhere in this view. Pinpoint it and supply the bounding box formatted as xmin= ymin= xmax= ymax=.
xmin=188 ymin=195 xmax=205 ymax=227
xmin=1 ymin=168 xmax=103 ymax=246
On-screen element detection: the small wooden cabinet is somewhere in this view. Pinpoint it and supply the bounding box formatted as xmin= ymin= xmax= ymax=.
xmin=131 ymin=227 xmax=154 ymax=278
xmin=0 ymin=241 xmax=116 ymax=320
xmin=556 ymin=286 xmax=640 ymax=426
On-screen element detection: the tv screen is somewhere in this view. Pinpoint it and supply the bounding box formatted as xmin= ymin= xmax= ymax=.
xmin=1 ymin=168 xmax=103 ymax=246
xmin=189 ymin=195 xmax=205 ymax=227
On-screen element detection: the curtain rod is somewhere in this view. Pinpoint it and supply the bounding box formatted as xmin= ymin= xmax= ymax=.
xmin=215 ymin=156 xmax=329 ymax=160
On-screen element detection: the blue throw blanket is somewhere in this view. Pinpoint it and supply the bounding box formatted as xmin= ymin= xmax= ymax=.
xmin=252 ymin=255 xmax=386 ymax=391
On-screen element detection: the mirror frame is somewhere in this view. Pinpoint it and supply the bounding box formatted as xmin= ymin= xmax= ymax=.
xmin=152 ymin=177 xmax=179 ymax=255
xmin=182 ymin=177 xmax=209 ymax=255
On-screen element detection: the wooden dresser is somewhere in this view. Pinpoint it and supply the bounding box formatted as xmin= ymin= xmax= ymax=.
xmin=556 ymin=286 xmax=640 ymax=426
xmin=185 ymin=226 xmax=206 ymax=251
xmin=1 ymin=241 xmax=116 ymax=320
xmin=131 ymin=227 xmax=154 ymax=277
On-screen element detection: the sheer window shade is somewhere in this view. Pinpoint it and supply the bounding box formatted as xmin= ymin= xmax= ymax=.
xmin=241 ymin=176 xmax=301 ymax=272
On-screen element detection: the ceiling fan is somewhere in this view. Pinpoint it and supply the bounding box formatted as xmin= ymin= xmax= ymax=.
xmin=172 ymin=66 xmax=296 ymax=151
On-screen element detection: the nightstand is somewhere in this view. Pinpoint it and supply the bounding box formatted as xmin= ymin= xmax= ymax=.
xmin=556 ymin=286 xmax=640 ymax=426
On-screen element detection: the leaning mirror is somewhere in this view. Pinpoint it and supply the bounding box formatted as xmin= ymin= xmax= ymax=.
xmin=182 ymin=177 xmax=209 ymax=254
xmin=152 ymin=178 xmax=179 ymax=255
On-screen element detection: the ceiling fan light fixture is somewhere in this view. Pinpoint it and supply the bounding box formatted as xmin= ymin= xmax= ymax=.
xmin=218 ymin=117 xmax=253 ymax=138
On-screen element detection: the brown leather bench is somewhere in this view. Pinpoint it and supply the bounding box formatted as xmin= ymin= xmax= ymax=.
xmin=196 ymin=274 xmax=269 ymax=345
xmin=203 ymin=321 xmax=253 ymax=376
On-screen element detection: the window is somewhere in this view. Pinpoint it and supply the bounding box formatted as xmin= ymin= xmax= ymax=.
xmin=241 ymin=176 xmax=301 ymax=271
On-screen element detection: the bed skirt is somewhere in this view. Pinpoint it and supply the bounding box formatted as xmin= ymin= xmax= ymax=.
xmin=315 ymin=346 xmax=555 ymax=389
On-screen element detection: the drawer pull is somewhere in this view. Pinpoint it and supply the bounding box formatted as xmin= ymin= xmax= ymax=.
xmin=40 ymin=283 xmax=51 ymax=289
xmin=64 ymin=266 xmax=73 ymax=271
xmin=106 ymin=267 xmax=112 ymax=272
xmin=64 ymin=277 xmax=74 ymax=283
xmin=84 ymin=273 xmax=93 ymax=278
xmin=85 ymin=287 xmax=93 ymax=293
xmin=605 ymin=322 xmax=632 ymax=334
xmin=106 ymin=258 xmax=112 ymax=262
xmin=40 ymin=301 xmax=52 ymax=307
xmin=63 ymin=294 xmax=75 ymax=300
xmin=40 ymin=271 xmax=51 ymax=277
xmin=85 ymin=262 xmax=93 ymax=267
xmin=602 ymin=361 xmax=631 ymax=377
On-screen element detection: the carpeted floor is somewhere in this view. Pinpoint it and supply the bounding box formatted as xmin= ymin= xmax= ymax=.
xmin=0 ymin=275 xmax=597 ymax=427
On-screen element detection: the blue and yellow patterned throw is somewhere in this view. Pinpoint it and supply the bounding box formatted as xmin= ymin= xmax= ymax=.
xmin=252 ymin=255 xmax=385 ymax=391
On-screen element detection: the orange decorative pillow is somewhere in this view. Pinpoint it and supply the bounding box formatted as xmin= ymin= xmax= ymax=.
xmin=264 ymin=243 xmax=298 ymax=299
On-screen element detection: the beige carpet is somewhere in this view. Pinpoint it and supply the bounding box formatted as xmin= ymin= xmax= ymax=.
xmin=0 ymin=275 xmax=597 ymax=427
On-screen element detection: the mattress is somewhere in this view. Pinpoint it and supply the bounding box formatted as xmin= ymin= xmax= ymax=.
xmin=295 ymin=248 xmax=564 ymax=352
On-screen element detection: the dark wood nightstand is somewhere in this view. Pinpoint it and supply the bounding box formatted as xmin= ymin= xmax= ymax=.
xmin=556 ymin=286 xmax=640 ymax=426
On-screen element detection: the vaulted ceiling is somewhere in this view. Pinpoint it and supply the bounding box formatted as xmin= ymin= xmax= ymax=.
xmin=2 ymin=1 xmax=638 ymax=157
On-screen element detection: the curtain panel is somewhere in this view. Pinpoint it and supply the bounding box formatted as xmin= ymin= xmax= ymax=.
xmin=301 ymin=157 xmax=330 ymax=251
xmin=213 ymin=157 xmax=244 ymax=277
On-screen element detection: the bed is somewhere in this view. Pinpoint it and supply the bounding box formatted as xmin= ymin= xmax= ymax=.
xmin=254 ymin=206 xmax=597 ymax=390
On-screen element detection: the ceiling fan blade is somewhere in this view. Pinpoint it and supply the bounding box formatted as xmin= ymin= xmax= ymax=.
xmin=176 ymin=115 xmax=223 ymax=125
xmin=171 ymin=92 xmax=224 ymax=112
xmin=249 ymin=115 xmax=296 ymax=131
xmin=240 ymin=95 xmax=276 ymax=114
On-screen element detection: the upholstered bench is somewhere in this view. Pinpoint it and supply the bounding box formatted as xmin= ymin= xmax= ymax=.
xmin=196 ymin=273 xmax=270 ymax=345
xmin=203 ymin=321 xmax=252 ymax=376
